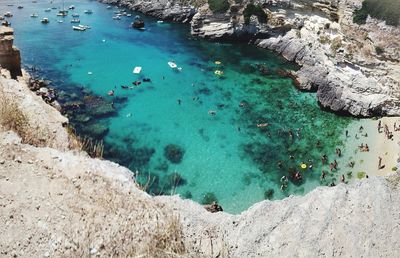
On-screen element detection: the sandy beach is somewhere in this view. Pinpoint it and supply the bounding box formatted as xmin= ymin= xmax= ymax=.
xmin=341 ymin=117 xmax=400 ymax=180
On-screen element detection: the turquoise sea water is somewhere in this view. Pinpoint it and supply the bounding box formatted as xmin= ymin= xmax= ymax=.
xmin=3 ymin=0 xmax=352 ymax=213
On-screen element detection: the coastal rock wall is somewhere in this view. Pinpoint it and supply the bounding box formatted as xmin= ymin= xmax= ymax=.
xmin=0 ymin=27 xmax=22 ymax=79
xmin=99 ymin=0 xmax=197 ymax=22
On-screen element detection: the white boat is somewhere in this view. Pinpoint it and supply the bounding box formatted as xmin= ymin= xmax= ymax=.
xmin=68 ymin=5 xmax=75 ymax=10
xmin=72 ymin=13 xmax=79 ymax=17
xmin=79 ymin=24 xmax=91 ymax=29
xmin=157 ymin=20 xmax=164 ymax=24
xmin=127 ymin=14 xmax=132 ymax=17
xmin=0 ymin=16 xmax=4 ymax=21
xmin=112 ymin=16 xmax=121 ymax=20
xmin=168 ymin=62 xmax=177 ymax=69
xmin=30 ymin=13 xmax=39 ymax=18
xmin=4 ymin=12 xmax=13 ymax=17
xmin=73 ymin=26 xmax=85 ymax=31
xmin=107 ymin=6 xmax=112 ymax=9
xmin=41 ymin=18 xmax=49 ymax=24
xmin=57 ymin=11 xmax=68 ymax=17
xmin=133 ymin=67 xmax=142 ymax=74
xmin=58 ymin=20 xmax=63 ymax=23
xmin=44 ymin=8 xmax=51 ymax=12
xmin=71 ymin=19 xmax=80 ymax=23
xmin=84 ymin=10 xmax=93 ymax=14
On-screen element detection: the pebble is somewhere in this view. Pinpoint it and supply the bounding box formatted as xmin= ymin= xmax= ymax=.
xmin=0 ymin=160 xmax=5 ymax=164
xmin=89 ymin=247 xmax=98 ymax=255
xmin=44 ymin=251 xmax=50 ymax=257
xmin=14 ymin=157 xmax=22 ymax=163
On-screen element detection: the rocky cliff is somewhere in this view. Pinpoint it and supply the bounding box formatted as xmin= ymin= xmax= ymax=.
xmin=100 ymin=0 xmax=400 ymax=117
xmin=0 ymin=27 xmax=22 ymax=79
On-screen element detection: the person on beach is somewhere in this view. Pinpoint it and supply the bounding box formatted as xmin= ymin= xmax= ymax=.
xmin=345 ymin=130 xmax=349 ymax=137
xmin=333 ymin=159 xmax=338 ymax=170
xmin=378 ymin=156 xmax=385 ymax=169
xmin=340 ymin=174 xmax=345 ymax=183
xmin=378 ymin=120 xmax=382 ymax=133
xmin=316 ymin=140 xmax=321 ymax=148
xmin=177 ymin=99 xmax=181 ymax=105
xmin=329 ymin=163 xmax=334 ymax=172
xmin=335 ymin=148 xmax=341 ymax=157
xmin=277 ymin=160 xmax=283 ymax=168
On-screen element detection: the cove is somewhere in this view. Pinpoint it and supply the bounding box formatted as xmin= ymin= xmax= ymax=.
xmin=5 ymin=0 xmax=352 ymax=213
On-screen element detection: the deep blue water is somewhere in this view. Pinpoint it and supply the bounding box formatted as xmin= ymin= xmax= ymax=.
xmin=2 ymin=0 xmax=352 ymax=213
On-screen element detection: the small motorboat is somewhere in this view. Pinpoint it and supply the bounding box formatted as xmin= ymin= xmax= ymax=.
xmin=168 ymin=62 xmax=177 ymax=69
xmin=44 ymin=8 xmax=51 ymax=12
xmin=58 ymin=20 xmax=63 ymax=23
xmin=30 ymin=13 xmax=39 ymax=18
xmin=57 ymin=10 xmax=68 ymax=17
xmin=112 ymin=15 xmax=121 ymax=20
xmin=121 ymin=85 xmax=129 ymax=89
xmin=133 ymin=66 xmax=142 ymax=74
xmin=17 ymin=6 xmax=23 ymax=9
xmin=68 ymin=5 xmax=75 ymax=10
xmin=73 ymin=26 xmax=85 ymax=31
xmin=72 ymin=13 xmax=79 ymax=17
xmin=157 ymin=20 xmax=164 ymax=24
xmin=127 ymin=14 xmax=132 ymax=17
xmin=0 ymin=16 xmax=4 ymax=21
xmin=131 ymin=15 xmax=145 ymax=29
xmin=51 ymin=7 xmax=57 ymax=10
xmin=71 ymin=19 xmax=80 ymax=23
xmin=41 ymin=18 xmax=49 ymax=24
xmin=132 ymin=20 xmax=145 ymax=29
xmin=107 ymin=6 xmax=112 ymax=9
xmin=132 ymin=81 xmax=141 ymax=86
xmin=143 ymin=78 xmax=151 ymax=82
xmin=84 ymin=10 xmax=93 ymax=14
xmin=4 ymin=12 xmax=13 ymax=18
xmin=107 ymin=90 xmax=114 ymax=96
xmin=214 ymin=70 xmax=224 ymax=76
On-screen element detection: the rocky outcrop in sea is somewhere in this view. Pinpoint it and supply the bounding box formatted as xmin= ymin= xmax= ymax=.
xmin=101 ymin=0 xmax=400 ymax=117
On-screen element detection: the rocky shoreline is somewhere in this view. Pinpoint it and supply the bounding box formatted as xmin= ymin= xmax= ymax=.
xmin=100 ymin=0 xmax=400 ymax=117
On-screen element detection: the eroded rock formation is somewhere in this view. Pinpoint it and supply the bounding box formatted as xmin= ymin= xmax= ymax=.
xmin=0 ymin=26 xmax=22 ymax=79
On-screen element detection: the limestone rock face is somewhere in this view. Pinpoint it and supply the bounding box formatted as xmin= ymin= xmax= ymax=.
xmin=99 ymin=0 xmax=196 ymax=22
xmin=0 ymin=27 xmax=22 ymax=79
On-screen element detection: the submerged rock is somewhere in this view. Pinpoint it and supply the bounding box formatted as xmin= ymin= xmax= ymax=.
xmin=164 ymin=144 xmax=185 ymax=164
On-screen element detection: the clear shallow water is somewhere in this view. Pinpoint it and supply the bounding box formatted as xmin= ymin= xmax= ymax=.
xmin=3 ymin=0 xmax=352 ymax=213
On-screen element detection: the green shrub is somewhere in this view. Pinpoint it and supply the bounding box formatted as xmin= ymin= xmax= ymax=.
xmin=208 ymin=0 xmax=230 ymax=13
xmin=375 ymin=46 xmax=384 ymax=55
xmin=243 ymin=4 xmax=268 ymax=25
xmin=353 ymin=0 xmax=400 ymax=26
